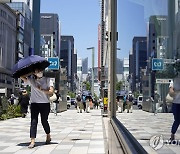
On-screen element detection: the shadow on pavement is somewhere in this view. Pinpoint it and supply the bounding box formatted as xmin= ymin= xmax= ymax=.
xmin=17 ymin=141 xmax=58 ymax=147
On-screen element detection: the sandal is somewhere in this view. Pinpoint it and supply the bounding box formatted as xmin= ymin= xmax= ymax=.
xmin=45 ymin=138 xmax=51 ymax=144
xmin=28 ymin=143 xmax=35 ymax=149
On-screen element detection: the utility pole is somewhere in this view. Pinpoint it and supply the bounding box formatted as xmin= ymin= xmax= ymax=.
xmin=108 ymin=0 xmax=117 ymax=118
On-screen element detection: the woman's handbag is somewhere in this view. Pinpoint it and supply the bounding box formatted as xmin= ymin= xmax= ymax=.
xmin=49 ymin=93 xmax=57 ymax=102
xmin=166 ymin=93 xmax=173 ymax=103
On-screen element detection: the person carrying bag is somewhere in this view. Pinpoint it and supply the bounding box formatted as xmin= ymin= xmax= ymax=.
xmin=53 ymin=90 xmax=60 ymax=115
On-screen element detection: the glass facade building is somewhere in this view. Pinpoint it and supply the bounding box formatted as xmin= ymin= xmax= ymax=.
xmin=8 ymin=2 xmax=32 ymax=58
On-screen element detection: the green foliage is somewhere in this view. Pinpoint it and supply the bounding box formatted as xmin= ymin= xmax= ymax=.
xmin=0 ymin=105 xmax=22 ymax=120
xmin=68 ymin=91 xmax=76 ymax=98
xmin=116 ymin=81 xmax=123 ymax=91
xmin=133 ymin=91 xmax=140 ymax=98
xmin=26 ymin=85 xmax=31 ymax=94
xmin=83 ymin=81 xmax=91 ymax=91
xmin=94 ymin=93 xmax=98 ymax=100
xmin=1 ymin=96 xmax=9 ymax=111
xmin=156 ymin=64 xmax=176 ymax=78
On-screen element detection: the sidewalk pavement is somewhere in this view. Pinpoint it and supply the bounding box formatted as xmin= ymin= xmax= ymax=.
xmin=0 ymin=109 xmax=106 ymax=154
xmin=117 ymin=110 xmax=180 ymax=154
xmin=1 ymin=108 xmax=180 ymax=154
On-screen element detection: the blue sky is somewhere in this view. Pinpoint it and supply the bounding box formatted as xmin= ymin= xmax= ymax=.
xmin=41 ymin=0 xmax=147 ymax=67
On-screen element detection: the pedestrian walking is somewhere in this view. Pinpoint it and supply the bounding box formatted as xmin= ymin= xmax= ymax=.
xmin=152 ymin=90 xmax=160 ymax=115
xmin=76 ymin=94 xmax=83 ymax=113
xmin=169 ymin=59 xmax=180 ymax=141
xmin=8 ymin=94 xmax=16 ymax=105
xmin=127 ymin=92 xmax=134 ymax=113
xmin=19 ymin=89 xmax=30 ymax=118
xmin=53 ymin=90 xmax=60 ymax=115
xmin=20 ymin=69 xmax=54 ymax=148
xmin=94 ymin=99 xmax=99 ymax=109
xmin=82 ymin=95 xmax=86 ymax=112
xmin=116 ymin=96 xmax=123 ymax=113
xmin=116 ymin=98 xmax=119 ymax=111
xmin=123 ymin=95 xmax=127 ymax=112
xmin=85 ymin=96 xmax=90 ymax=113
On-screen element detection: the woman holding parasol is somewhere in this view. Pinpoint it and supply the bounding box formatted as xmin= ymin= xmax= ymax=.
xmin=12 ymin=55 xmax=54 ymax=148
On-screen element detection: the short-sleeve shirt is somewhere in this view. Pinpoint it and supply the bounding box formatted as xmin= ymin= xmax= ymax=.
xmin=27 ymin=76 xmax=54 ymax=103
xmin=169 ymin=77 xmax=180 ymax=104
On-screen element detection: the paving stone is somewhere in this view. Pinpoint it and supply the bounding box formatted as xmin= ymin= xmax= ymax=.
xmin=117 ymin=110 xmax=180 ymax=154
xmin=1 ymin=109 xmax=179 ymax=154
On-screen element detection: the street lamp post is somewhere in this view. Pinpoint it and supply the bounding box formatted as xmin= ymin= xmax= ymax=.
xmin=87 ymin=47 xmax=95 ymax=98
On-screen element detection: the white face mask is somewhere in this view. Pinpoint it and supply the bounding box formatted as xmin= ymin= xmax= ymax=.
xmin=36 ymin=72 xmax=43 ymax=78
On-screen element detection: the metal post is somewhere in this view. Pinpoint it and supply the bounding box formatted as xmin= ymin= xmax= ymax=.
xmin=92 ymin=47 xmax=94 ymax=98
xmin=108 ymin=0 xmax=117 ymax=118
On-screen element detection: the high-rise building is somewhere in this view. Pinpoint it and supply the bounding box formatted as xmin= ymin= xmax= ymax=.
xmin=123 ymin=58 xmax=129 ymax=91
xmin=131 ymin=37 xmax=147 ymax=92
xmin=60 ymin=36 xmax=77 ymax=92
xmin=39 ymin=13 xmax=61 ymax=90
xmin=0 ymin=4 xmax=17 ymax=96
xmin=8 ymin=1 xmax=32 ymax=58
xmin=82 ymin=58 xmax=88 ymax=74
xmin=136 ymin=41 xmax=147 ymax=79
xmin=147 ymin=15 xmax=169 ymax=99
xmin=116 ymin=58 xmax=123 ymax=82
xmin=116 ymin=58 xmax=123 ymax=74
xmin=32 ymin=0 xmax=40 ymax=55
xmin=40 ymin=13 xmax=60 ymax=57
xmin=129 ymin=49 xmax=133 ymax=91
xmin=77 ymin=58 xmax=82 ymax=92
xmin=175 ymin=0 xmax=180 ymax=59
xmin=13 ymin=0 xmax=40 ymax=54
xmin=136 ymin=40 xmax=147 ymax=92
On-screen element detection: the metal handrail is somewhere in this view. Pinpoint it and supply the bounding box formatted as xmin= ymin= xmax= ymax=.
xmin=110 ymin=117 xmax=148 ymax=154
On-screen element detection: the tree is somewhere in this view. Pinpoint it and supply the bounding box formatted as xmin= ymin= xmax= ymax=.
xmin=116 ymin=81 xmax=123 ymax=91
xmin=68 ymin=91 xmax=76 ymax=98
xmin=83 ymin=81 xmax=91 ymax=91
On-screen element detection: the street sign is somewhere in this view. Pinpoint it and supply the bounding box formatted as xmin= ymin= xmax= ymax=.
xmin=48 ymin=57 xmax=59 ymax=70
xmin=156 ymin=79 xmax=172 ymax=84
xmin=152 ymin=58 xmax=164 ymax=70
xmin=164 ymin=59 xmax=175 ymax=64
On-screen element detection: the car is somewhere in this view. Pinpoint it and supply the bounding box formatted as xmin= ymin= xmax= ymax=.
xmin=71 ymin=98 xmax=76 ymax=105
xmin=67 ymin=95 xmax=71 ymax=109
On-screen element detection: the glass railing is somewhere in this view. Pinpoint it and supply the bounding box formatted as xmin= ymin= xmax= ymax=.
xmin=111 ymin=1 xmax=180 ymax=153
